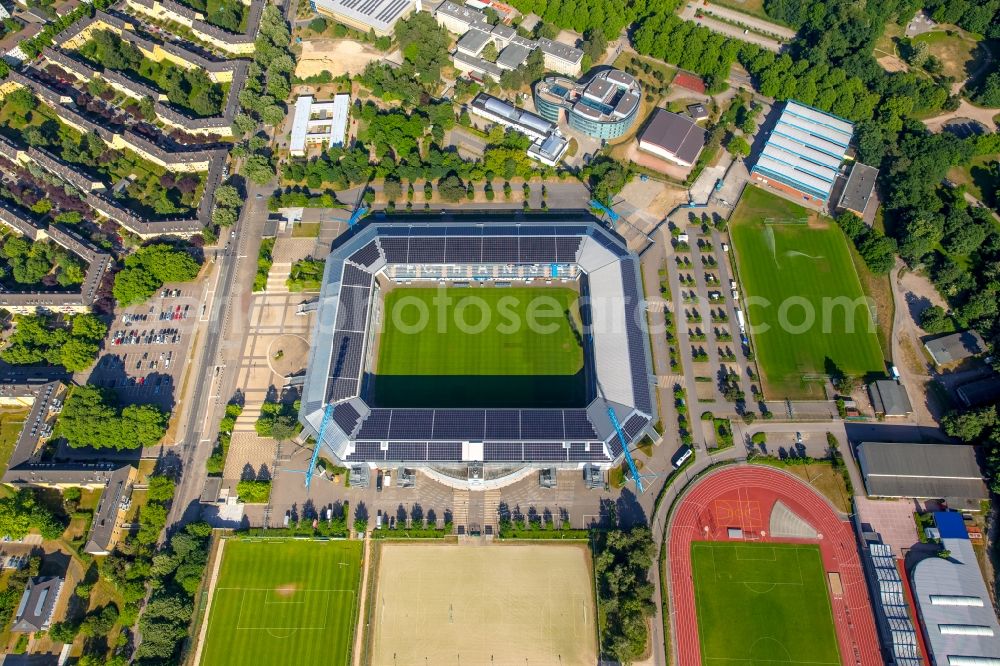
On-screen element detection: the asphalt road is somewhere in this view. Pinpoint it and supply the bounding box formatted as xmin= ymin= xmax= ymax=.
xmin=165 ymin=183 xmax=271 ymax=530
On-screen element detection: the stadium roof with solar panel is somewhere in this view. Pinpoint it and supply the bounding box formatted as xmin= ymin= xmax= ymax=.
xmin=299 ymin=213 xmax=656 ymax=468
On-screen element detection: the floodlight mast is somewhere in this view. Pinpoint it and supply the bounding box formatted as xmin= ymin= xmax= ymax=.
xmin=347 ymin=205 xmax=368 ymax=227
xmin=304 ymin=403 xmax=335 ymax=489
xmin=589 ymin=198 xmax=620 ymax=224
xmin=606 ymin=404 xmax=644 ymax=493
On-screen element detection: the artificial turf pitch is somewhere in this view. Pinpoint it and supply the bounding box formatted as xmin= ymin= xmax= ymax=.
xmin=199 ymin=540 xmax=363 ymax=666
xmin=691 ymin=541 xmax=841 ymax=665
xmin=374 ymin=286 xmax=586 ymax=408
xmin=729 ymin=187 xmax=885 ymax=399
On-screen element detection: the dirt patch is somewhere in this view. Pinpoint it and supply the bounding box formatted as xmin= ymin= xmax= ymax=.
xmin=295 ymin=39 xmax=383 ymax=79
xmin=274 ymin=583 xmax=298 ymax=597
xmin=876 ymin=54 xmax=909 ymax=72
xmin=898 ymin=269 xmax=948 ymax=326
xmin=371 ymin=543 xmax=597 ymax=666
xmin=616 ymin=141 xmax=694 ymax=181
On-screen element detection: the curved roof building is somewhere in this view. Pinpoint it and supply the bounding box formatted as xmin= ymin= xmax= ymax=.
xmin=299 ymin=212 xmax=656 ymax=468
xmin=535 ymin=70 xmax=641 ymax=140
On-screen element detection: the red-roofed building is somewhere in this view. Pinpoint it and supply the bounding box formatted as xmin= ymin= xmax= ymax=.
xmin=673 ymin=71 xmax=706 ymax=94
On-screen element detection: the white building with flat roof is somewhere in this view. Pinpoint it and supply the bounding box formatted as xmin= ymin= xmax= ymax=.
xmin=311 ymin=0 xmax=415 ymax=35
xmin=468 ymin=93 xmax=568 ymax=166
xmin=290 ymin=94 xmax=350 ymax=157
xmin=912 ymin=512 xmax=1000 ymax=666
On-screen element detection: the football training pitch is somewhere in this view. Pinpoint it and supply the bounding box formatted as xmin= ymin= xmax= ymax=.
xmin=199 ymin=539 xmax=362 ymax=666
xmin=730 ymin=187 xmax=885 ymax=399
xmin=691 ymin=541 xmax=841 ymax=665
xmin=370 ymin=543 xmax=597 ymax=666
xmin=374 ymin=286 xmax=586 ymax=408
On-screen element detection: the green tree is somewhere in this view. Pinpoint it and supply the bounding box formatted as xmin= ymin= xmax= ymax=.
xmin=242 ymin=154 xmax=276 ymax=185
xmin=54 ymin=385 xmax=167 ymax=450
xmin=919 ymin=305 xmax=954 ymax=334
xmin=727 ymin=135 xmax=751 ymax=157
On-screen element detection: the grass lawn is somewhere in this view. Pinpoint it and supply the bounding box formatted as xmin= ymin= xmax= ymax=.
xmin=374 ymin=286 xmax=586 ymax=408
xmin=291 ymin=222 xmax=321 ymax=238
xmin=749 ymin=458 xmax=852 ymax=513
xmin=845 ymin=232 xmax=895 ymax=361
xmin=200 ymin=539 xmax=363 ymax=666
xmin=948 ymin=154 xmax=999 ymax=209
xmin=912 ymin=27 xmax=984 ymax=81
xmin=691 ymin=541 xmax=841 ymax=665
xmin=730 ymin=187 xmax=885 ymax=399
xmin=0 ymin=407 xmax=28 ymax=478
xmin=705 ymin=0 xmax=788 ymax=25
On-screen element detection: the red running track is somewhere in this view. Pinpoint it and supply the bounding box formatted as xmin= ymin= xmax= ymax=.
xmin=667 ymin=465 xmax=881 ymax=666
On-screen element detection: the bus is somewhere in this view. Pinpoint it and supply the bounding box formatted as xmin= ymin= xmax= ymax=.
xmin=671 ymin=445 xmax=693 ymax=469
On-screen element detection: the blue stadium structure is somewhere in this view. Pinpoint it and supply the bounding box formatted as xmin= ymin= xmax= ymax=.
xmin=750 ymin=100 xmax=853 ymax=205
xmin=298 ymin=212 xmax=657 ymax=469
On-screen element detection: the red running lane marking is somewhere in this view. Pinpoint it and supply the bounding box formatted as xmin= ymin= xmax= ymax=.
xmin=667 ymin=466 xmax=881 ymax=666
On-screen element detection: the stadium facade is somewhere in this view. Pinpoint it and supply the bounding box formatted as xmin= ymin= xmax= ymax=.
xmin=299 ymin=213 xmax=656 ymax=468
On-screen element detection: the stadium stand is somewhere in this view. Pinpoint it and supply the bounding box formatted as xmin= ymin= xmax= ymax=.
xmin=300 ymin=214 xmax=655 ymax=468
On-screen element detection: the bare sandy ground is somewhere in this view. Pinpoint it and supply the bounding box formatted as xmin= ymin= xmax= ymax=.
xmin=371 ymin=543 xmax=597 ymax=666
xmin=295 ymin=39 xmax=383 ymax=79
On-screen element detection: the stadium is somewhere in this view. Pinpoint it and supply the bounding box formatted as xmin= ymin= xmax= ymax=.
xmin=298 ymin=212 xmax=656 ymax=473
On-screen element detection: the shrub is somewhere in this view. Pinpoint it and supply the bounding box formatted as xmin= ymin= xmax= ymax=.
xmin=236 ymin=480 xmax=271 ymax=503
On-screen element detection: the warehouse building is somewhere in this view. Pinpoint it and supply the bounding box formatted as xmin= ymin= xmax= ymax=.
xmin=924 ymin=330 xmax=987 ymax=366
xmin=312 ymin=0 xmax=415 ymax=35
xmin=290 ymin=94 xmax=351 ymax=157
xmin=855 ymin=442 xmax=988 ymax=508
xmin=751 ymin=100 xmax=853 ymax=205
xmin=637 ymin=109 xmax=707 ymax=168
xmin=912 ymin=512 xmax=1000 ymax=665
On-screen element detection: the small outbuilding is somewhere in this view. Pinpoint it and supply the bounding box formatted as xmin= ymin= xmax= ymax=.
xmin=868 ymin=379 xmax=912 ymax=417
xmin=837 ymin=162 xmax=879 ymax=217
xmin=956 ymin=376 xmax=1000 ymax=408
xmin=924 ymin=330 xmax=987 ymax=365
xmin=686 ymin=103 xmax=709 ymax=122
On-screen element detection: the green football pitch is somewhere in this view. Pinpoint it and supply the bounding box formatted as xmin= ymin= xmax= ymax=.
xmin=199 ymin=540 xmax=362 ymax=666
xmin=374 ymin=286 xmax=586 ymax=408
xmin=729 ymin=187 xmax=885 ymax=399
xmin=691 ymin=541 xmax=841 ymax=666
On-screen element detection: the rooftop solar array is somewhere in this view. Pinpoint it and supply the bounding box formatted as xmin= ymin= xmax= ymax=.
xmin=355 ymin=408 xmax=600 ymax=441
xmin=302 ymin=217 xmax=656 ymax=466
xmin=620 ymin=263 xmax=653 ymax=413
xmin=348 ymin=440 xmax=611 ymax=463
xmin=378 ymin=234 xmax=580 ymax=264
xmin=313 ymin=0 xmax=413 ymax=33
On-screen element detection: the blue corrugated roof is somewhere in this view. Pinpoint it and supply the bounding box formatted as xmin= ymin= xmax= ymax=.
xmin=934 ymin=511 xmax=969 ymax=540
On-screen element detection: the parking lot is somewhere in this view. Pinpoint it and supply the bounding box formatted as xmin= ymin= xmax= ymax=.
xmin=86 ymin=284 xmax=201 ymax=413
